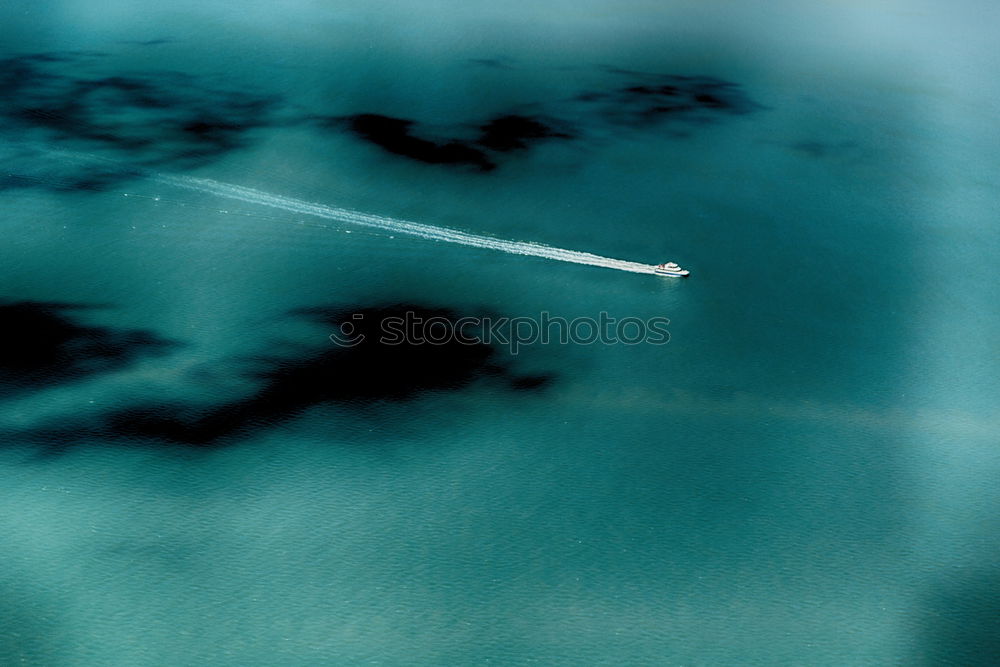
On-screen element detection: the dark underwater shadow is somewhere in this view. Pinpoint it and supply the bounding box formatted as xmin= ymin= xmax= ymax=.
xmin=0 ymin=300 xmax=179 ymax=396
xmin=0 ymin=51 xmax=281 ymax=193
xmin=13 ymin=303 xmax=553 ymax=452
xmin=321 ymin=112 xmax=572 ymax=172
xmin=315 ymin=67 xmax=758 ymax=172
xmin=910 ymin=568 xmax=1000 ymax=666
xmin=1 ymin=51 xmax=760 ymax=184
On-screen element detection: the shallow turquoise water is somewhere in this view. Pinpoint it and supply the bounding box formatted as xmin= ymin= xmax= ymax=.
xmin=1 ymin=1 xmax=998 ymax=664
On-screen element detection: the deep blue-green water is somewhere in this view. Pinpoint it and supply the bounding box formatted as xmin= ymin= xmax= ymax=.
xmin=2 ymin=1 xmax=999 ymax=664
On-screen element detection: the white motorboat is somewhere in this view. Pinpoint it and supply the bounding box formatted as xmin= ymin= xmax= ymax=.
xmin=654 ymin=262 xmax=690 ymax=277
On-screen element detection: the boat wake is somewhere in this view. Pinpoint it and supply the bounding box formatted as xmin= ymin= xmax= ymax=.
xmin=11 ymin=144 xmax=659 ymax=275
xmin=153 ymin=174 xmax=658 ymax=276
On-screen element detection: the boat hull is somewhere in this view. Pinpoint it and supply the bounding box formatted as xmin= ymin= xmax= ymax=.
xmin=654 ymin=269 xmax=690 ymax=277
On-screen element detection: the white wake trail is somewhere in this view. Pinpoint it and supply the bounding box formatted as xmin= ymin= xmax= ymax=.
xmin=19 ymin=145 xmax=659 ymax=274
xmin=153 ymin=173 xmax=658 ymax=275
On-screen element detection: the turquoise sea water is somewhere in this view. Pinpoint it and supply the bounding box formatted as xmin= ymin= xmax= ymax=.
xmin=2 ymin=1 xmax=998 ymax=664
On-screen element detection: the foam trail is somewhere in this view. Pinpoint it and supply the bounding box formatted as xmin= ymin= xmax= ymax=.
xmin=153 ymin=173 xmax=658 ymax=275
